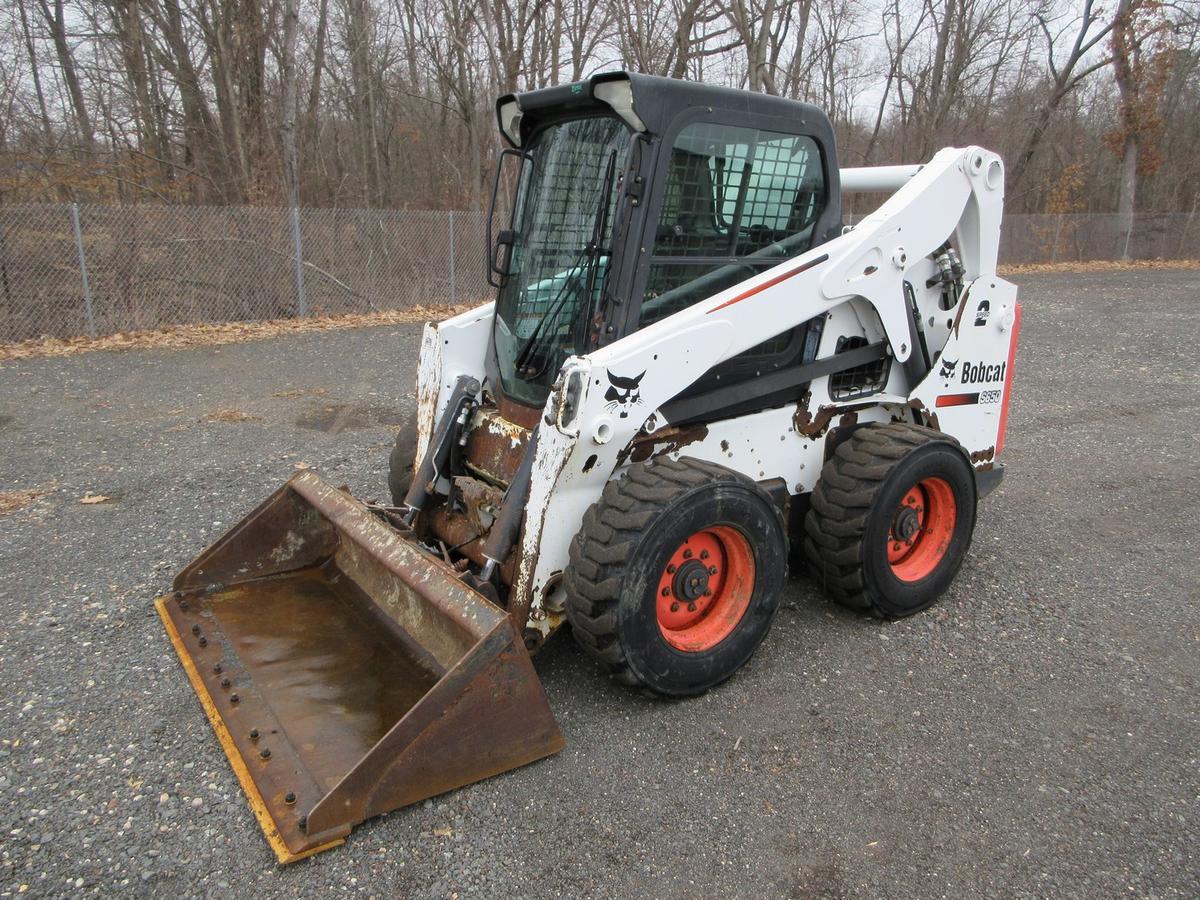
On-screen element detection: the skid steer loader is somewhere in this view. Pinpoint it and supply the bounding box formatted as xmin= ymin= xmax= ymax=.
xmin=157 ymin=72 xmax=1021 ymax=861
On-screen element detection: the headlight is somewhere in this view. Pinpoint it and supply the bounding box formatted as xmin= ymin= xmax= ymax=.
xmin=556 ymin=368 xmax=585 ymax=435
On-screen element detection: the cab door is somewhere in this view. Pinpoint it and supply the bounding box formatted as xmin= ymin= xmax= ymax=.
xmin=626 ymin=114 xmax=837 ymax=421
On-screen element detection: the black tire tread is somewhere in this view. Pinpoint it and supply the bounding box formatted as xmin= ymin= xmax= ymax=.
xmin=804 ymin=423 xmax=964 ymax=615
xmin=387 ymin=412 xmax=419 ymax=506
xmin=564 ymin=457 xmax=747 ymax=686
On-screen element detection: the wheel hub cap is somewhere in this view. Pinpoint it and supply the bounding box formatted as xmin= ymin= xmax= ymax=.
xmin=673 ymin=559 xmax=710 ymax=602
xmin=886 ymin=478 xmax=958 ymax=582
xmin=656 ymin=527 xmax=756 ymax=653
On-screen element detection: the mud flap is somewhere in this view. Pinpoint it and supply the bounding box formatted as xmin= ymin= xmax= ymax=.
xmin=155 ymin=470 xmax=564 ymax=863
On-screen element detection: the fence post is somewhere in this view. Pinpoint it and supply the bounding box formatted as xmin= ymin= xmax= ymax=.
xmin=70 ymin=203 xmax=96 ymax=337
xmin=448 ymin=210 xmax=456 ymax=305
xmin=291 ymin=206 xmax=307 ymax=317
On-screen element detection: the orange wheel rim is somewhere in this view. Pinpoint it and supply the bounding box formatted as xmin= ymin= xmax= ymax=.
xmin=656 ymin=526 xmax=755 ymax=652
xmin=887 ymin=477 xmax=957 ymax=582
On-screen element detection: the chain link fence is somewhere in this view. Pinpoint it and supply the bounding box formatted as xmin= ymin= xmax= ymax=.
xmin=0 ymin=204 xmax=1196 ymax=342
xmin=0 ymin=204 xmax=493 ymax=342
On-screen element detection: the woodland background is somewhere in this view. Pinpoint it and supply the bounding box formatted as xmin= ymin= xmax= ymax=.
xmin=0 ymin=0 xmax=1198 ymax=220
xmin=0 ymin=0 xmax=1198 ymax=342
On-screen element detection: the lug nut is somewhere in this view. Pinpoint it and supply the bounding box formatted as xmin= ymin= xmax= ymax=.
xmin=191 ymin=624 xmax=200 ymax=635
xmin=708 ymin=566 xmax=718 ymax=575
xmin=220 ymin=677 xmax=231 ymax=688
xmin=179 ymin=600 xmax=188 ymax=611
xmin=683 ymin=549 xmax=693 ymax=559
xmin=197 ymin=636 xmax=207 ymax=647
xmin=230 ymin=693 xmax=240 ymax=704
xmin=298 ymin=816 xmax=308 ymax=831
xmin=670 ymin=602 xmax=679 ymax=612
xmin=661 ymin=587 xmax=671 ymax=596
xmin=687 ymin=602 xmax=697 ymax=612
xmin=249 ymin=729 xmax=259 ymax=741
xmin=285 ymin=792 xmax=296 ymax=805
xmin=667 ymin=564 xmax=677 ymax=574
xmin=259 ymin=748 xmax=271 ymax=759
xmin=174 ymin=591 xmax=184 ymax=601
xmin=213 ymin=663 xmax=222 ymax=674
xmin=700 ymin=550 xmax=709 ymax=560
xmin=704 ymin=589 xmax=712 ymax=597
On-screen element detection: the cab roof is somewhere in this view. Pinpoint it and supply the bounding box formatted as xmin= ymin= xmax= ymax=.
xmin=496 ymin=72 xmax=834 ymax=148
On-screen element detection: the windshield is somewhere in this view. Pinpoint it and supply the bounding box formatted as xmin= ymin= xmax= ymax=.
xmin=494 ymin=116 xmax=630 ymax=406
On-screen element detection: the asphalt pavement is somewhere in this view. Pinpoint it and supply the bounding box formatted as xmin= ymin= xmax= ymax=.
xmin=0 ymin=269 xmax=1196 ymax=898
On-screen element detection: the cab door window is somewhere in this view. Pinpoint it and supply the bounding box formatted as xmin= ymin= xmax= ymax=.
xmin=640 ymin=123 xmax=826 ymax=338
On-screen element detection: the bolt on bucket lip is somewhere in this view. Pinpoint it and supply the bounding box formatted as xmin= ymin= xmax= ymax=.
xmin=156 ymin=594 xmax=345 ymax=863
xmin=155 ymin=470 xmax=565 ymax=863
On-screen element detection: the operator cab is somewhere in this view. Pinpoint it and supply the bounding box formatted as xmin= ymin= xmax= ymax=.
xmin=486 ymin=72 xmax=843 ymax=420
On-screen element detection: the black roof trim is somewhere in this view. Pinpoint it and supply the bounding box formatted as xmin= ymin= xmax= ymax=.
xmin=496 ymin=72 xmax=832 ymax=148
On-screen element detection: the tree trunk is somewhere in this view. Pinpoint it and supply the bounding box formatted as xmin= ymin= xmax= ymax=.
xmin=281 ymin=0 xmax=301 ymax=207
xmin=306 ymin=0 xmax=330 ymax=136
xmin=1111 ymin=0 xmax=1138 ymax=260
xmin=1117 ymin=137 xmax=1137 ymax=259
xmin=36 ymin=0 xmax=96 ymax=149
xmin=16 ymin=0 xmax=53 ymax=145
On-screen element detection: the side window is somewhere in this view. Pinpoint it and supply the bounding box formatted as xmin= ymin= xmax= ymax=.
xmin=640 ymin=123 xmax=825 ymax=333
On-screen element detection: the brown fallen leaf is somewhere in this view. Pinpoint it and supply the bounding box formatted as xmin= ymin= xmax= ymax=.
xmin=432 ymin=826 xmax=453 ymax=838
xmin=1000 ymin=258 xmax=1200 ymax=276
xmin=204 ymin=408 xmax=260 ymax=423
xmin=0 ymin=304 xmax=476 ymax=361
xmin=0 ymin=488 xmax=47 ymax=516
xmin=271 ymin=387 xmax=328 ymax=399
xmin=80 ymin=493 xmax=111 ymax=505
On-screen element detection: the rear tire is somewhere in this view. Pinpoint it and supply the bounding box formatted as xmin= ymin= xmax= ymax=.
xmin=565 ymin=458 xmax=787 ymax=697
xmin=803 ymin=423 xmax=976 ymax=618
xmin=387 ymin=412 xmax=419 ymax=506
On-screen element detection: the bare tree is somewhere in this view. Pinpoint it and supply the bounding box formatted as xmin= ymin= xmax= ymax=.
xmin=0 ymin=0 xmax=1196 ymax=220
xmin=1109 ymin=0 xmax=1176 ymax=255
xmin=281 ymin=0 xmax=301 ymax=205
xmin=35 ymin=0 xmax=96 ymax=149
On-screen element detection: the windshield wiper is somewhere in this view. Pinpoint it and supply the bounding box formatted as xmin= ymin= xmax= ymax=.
xmin=512 ymin=249 xmax=588 ymax=378
xmin=514 ymin=149 xmax=618 ymax=379
xmin=575 ymin=150 xmax=618 ymax=348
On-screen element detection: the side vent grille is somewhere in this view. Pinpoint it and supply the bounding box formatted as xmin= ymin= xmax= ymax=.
xmin=830 ymin=335 xmax=890 ymax=400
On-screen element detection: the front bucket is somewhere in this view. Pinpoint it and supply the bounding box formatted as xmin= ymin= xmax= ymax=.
xmin=155 ymin=470 xmax=564 ymax=863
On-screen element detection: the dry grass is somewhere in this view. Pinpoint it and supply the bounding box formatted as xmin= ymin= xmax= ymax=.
xmin=0 ymin=488 xmax=47 ymax=516
xmin=204 ymin=408 xmax=261 ymax=423
xmin=0 ymin=304 xmax=472 ymax=362
xmin=270 ymin=386 xmax=328 ymax=399
xmin=1000 ymin=258 xmax=1200 ymax=276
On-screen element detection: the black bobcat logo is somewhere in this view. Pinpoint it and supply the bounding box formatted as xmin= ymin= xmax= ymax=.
xmin=605 ymin=370 xmax=645 ymax=418
xmin=938 ymin=356 xmax=958 ymax=379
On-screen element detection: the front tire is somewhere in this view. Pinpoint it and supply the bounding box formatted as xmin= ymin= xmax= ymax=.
xmin=804 ymin=423 xmax=977 ymax=618
xmin=565 ymin=458 xmax=787 ymax=697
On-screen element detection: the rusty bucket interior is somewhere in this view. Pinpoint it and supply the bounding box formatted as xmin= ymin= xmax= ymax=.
xmin=155 ymin=470 xmax=564 ymax=863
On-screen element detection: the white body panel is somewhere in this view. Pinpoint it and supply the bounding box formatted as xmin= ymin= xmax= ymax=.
xmin=413 ymin=301 xmax=494 ymax=463
xmin=414 ymin=147 xmax=1020 ymax=629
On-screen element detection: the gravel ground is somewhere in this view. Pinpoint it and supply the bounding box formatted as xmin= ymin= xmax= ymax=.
xmin=0 ymin=269 xmax=1196 ymax=899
